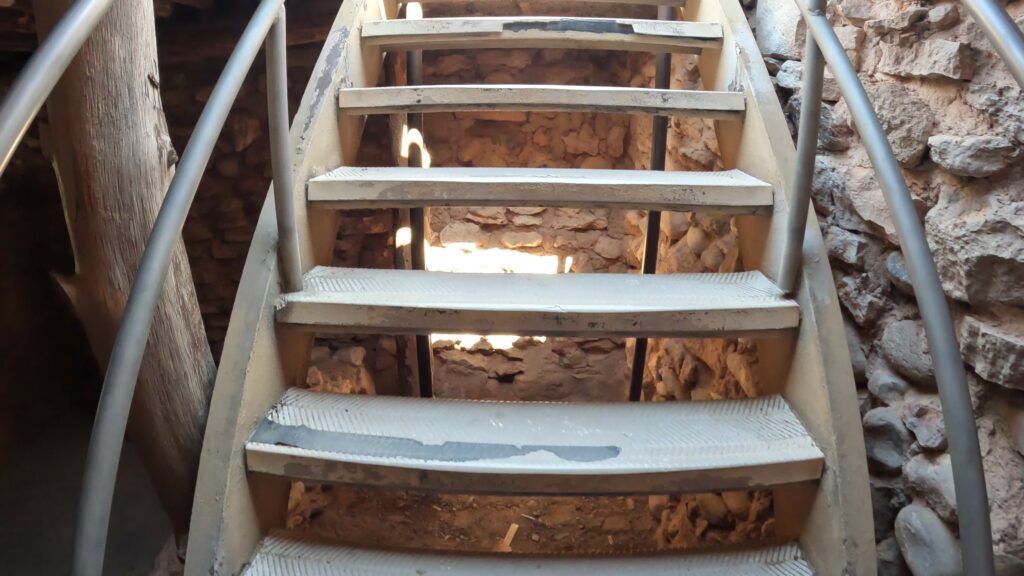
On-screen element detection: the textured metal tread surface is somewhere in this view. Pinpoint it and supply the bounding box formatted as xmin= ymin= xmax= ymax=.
xmin=276 ymin=267 xmax=799 ymax=337
xmin=244 ymin=388 xmax=823 ymax=494
xmin=337 ymin=85 xmax=745 ymax=119
xmin=243 ymin=534 xmax=814 ymax=575
xmin=361 ymin=17 xmax=722 ymax=54
xmin=306 ymin=166 xmax=773 ymax=213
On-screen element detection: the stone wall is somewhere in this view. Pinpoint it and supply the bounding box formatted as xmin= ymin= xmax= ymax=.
xmin=755 ymin=0 xmax=1024 ymax=573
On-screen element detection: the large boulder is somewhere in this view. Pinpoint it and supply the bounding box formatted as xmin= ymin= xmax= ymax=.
xmin=895 ymin=504 xmax=962 ymax=576
xmin=904 ymin=454 xmax=957 ymax=523
xmin=959 ymin=306 xmax=1024 ymax=391
xmin=926 ymin=192 xmax=1024 ymax=306
xmin=878 ymin=39 xmax=975 ymax=81
xmin=854 ymin=82 xmax=934 ymax=167
xmin=863 ymin=407 xmax=913 ymax=475
xmin=754 ymin=0 xmax=805 ymax=60
xmin=928 ymin=135 xmax=1021 ymax=178
xmin=880 ymin=320 xmax=934 ymax=386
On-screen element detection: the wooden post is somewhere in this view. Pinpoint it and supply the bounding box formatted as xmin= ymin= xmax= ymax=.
xmin=32 ymin=0 xmax=216 ymax=537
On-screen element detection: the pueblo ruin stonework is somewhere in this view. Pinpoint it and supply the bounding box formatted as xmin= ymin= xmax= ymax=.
xmin=757 ymin=0 xmax=1024 ymax=573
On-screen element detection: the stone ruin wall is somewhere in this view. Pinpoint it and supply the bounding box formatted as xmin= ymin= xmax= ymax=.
xmin=756 ymin=0 xmax=1024 ymax=573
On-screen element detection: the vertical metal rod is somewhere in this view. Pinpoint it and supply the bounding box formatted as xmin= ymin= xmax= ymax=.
xmin=71 ymin=1 xmax=285 ymax=574
xmin=405 ymin=2 xmax=432 ymax=398
xmin=267 ymin=8 xmax=303 ymax=293
xmin=800 ymin=8 xmax=995 ymax=575
xmin=777 ymin=0 xmax=825 ymax=294
xmin=629 ymin=4 xmax=672 ymax=402
xmin=0 ymin=0 xmax=116 ymax=176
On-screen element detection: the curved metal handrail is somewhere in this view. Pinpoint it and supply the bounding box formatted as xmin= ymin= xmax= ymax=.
xmin=786 ymin=1 xmax=999 ymax=573
xmin=0 ymin=0 xmax=116 ymax=175
xmin=68 ymin=0 xmax=298 ymax=574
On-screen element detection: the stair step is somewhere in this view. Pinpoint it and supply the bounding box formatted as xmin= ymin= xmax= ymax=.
xmin=276 ymin=267 xmax=799 ymax=337
xmin=409 ymin=0 xmax=687 ymax=6
xmin=362 ymin=17 xmax=723 ymax=53
xmin=246 ymin=388 xmax=823 ymax=494
xmin=338 ymin=85 xmax=745 ymax=119
xmin=244 ymin=534 xmax=814 ymax=575
xmin=307 ymin=167 xmax=773 ymax=214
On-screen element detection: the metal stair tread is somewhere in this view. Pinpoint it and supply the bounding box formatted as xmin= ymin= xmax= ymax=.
xmin=306 ymin=166 xmax=773 ymax=213
xmin=337 ymin=85 xmax=745 ymax=119
xmin=361 ymin=17 xmax=723 ymax=53
xmin=244 ymin=388 xmax=824 ymax=494
xmin=275 ymin=267 xmax=800 ymax=337
xmin=242 ymin=533 xmax=813 ymax=575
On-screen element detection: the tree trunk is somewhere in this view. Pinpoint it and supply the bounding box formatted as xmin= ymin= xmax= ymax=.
xmin=33 ymin=0 xmax=216 ymax=536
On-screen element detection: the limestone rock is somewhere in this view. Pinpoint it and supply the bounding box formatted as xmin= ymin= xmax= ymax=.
xmin=895 ymin=504 xmax=962 ymax=576
xmin=928 ymin=135 xmax=1021 ymax=178
xmin=439 ymin=221 xmax=482 ymax=246
xmin=926 ymin=193 xmax=1024 ymax=306
xmin=865 ymin=8 xmax=929 ymax=36
xmin=826 ymin=227 xmax=870 ymax=267
xmin=881 ymin=320 xmax=934 ymax=386
xmin=869 ymin=365 xmax=911 ymax=405
xmin=836 ymin=272 xmax=887 ymax=326
xmin=839 ymin=0 xmax=878 ymax=26
xmin=754 ymin=0 xmax=805 ymax=59
xmin=776 ymin=60 xmax=840 ymax=102
xmin=902 ymin=403 xmax=947 ymax=451
xmin=466 ymin=206 xmax=508 ymax=225
xmin=927 ymin=5 xmax=960 ymax=30
xmin=878 ymin=39 xmax=975 ymax=81
xmin=884 ymin=251 xmax=915 ymax=296
xmin=860 ymin=82 xmax=933 ymax=167
xmin=835 ymin=25 xmax=866 ymax=69
xmin=592 ymin=236 xmax=622 ymax=260
xmin=959 ymin=306 xmax=1024 ymax=390
xmin=863 ymin=407 xmax=912 ymax=475
xmin=905 ymin=454 xmax=957 ymax=523
xmin=501 ymin=231 xmax=543 ymax=249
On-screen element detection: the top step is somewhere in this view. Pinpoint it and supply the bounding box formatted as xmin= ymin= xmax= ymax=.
xmin=245 ymin=534 xmax=814 ymax=576
xmin=362 ymin=17 xmax=723 ymax=53
xmin=410 ymin=0 xmax=687 ymax=5
xmin=339 ymin=85 xmax=745 ymax=119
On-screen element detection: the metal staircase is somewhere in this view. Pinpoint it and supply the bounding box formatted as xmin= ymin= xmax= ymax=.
xmin=8 ymin=0 xmax=1024 ymax=574
xmin=186 ymin=0 xmax=874 ymax=573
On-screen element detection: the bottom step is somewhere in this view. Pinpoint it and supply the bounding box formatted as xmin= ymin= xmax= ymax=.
xmin=244 ymin=534 xmax=813 ymax=575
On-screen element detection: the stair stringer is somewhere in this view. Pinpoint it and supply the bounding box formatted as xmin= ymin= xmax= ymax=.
xmin=183 ymin=0 xmax=398 ymax=573
xmin=685 ymin=0 xmax=876 ymax=574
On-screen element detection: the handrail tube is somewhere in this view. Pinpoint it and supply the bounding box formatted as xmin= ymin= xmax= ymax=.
xmin=777 ymin=0 xmax=826 ymax=294
xmin=266 ymin=8 xmax=302 ymax=293
xmin=70 ymin=1 xmax=286 ymax=574
xmin=959 ymin=0 xmax=1024 ymax=89
xmin=0 ymin=0 xmax=116 ymax=175
xmin=798 ymin=6 xmax=995 ymax=575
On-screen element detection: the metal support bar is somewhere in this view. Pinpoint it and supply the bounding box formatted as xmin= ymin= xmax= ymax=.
xmin=267 ymin=8 xmax=303 ymax=294
xmin=0 ymin=0 xmax=116 ymax=175
xmin=777 ymin=0 xmax=825 ymax=294
xmin=405 ymin=2 xmax=433 ymax=398
xmin=799 ymin=7 xmax=995 ymax=575
xmin=629 ymin=4 xmax=672 ymax=402
xmin=959 ymin=0 xmax=1024 ymax=89
xmin=70 ymin=1 xmax=285 ymax=574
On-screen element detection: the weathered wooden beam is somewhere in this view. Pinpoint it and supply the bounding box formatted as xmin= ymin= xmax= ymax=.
xmin=33 ymin=0 xmax=216 ymax=537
